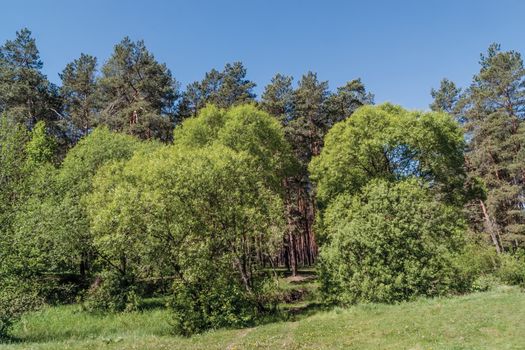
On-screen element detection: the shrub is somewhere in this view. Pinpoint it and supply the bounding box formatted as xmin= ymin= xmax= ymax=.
xmin=83 ymin=271 xmax=139 ymax=313
xmin=452 ymin=240 xmax=500 ymax=292
xmin=169 ymin=275 xmax=275 ymax=336
xmin=497 ymin=252 xmax=525 ymax=287
xmin=0 ymin=281 xmax=43 ymax=339
xmin=471 ymin=275 xmax=501 ymax=292
xmin=319 ymin=179 xmax=467 ymax=305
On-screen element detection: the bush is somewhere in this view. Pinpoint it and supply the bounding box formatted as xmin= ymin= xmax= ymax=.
xmin=497 ymin=252 xmax=525 ymax=287
xmin=319 ymin=179 xmax=467 ymax=305
xmin=471 ymin=275 xmax=501 ymax=292
xmin=169 ymin=274 xmax=277 ymax=336
xmin=0 ymin=281 xmax=43 ymax=339
xmin=452 ymin=240 xmax=500 ymax=292
xmin=83 ymin=271 xmax=139 ymax=313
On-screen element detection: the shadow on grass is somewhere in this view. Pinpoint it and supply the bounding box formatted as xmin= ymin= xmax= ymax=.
xmin=4 ymin=269 xmax=327 ymax=346
xmin=138 ymin=296 xmax=169 ymax=311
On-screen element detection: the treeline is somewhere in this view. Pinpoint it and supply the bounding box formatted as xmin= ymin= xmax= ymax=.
xmin=1 ymin=28 xmax=525 ymax=337
xmin=0 ymin=29 xmax=373 ymax=276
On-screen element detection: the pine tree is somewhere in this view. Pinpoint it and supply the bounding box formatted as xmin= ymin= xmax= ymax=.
xmin=178 ymin=62 xmax=255 ymax=119
xmin=291 ymin=72 xmax=330 ymax=160
xmin=463 ymin=44 xmax=525 ymax=251
xmin=262 ymin=72 xmax=373 ymax=274
xmin=60 ymin=53 xmax=99 ymax=140
xmin=326 ymin=78 xmax=374 ymax=127
xmin=430 ymin=78 xmax=463 ymax=120
xmin=0 ymin=28 xmax=62 ymax=129
xmin=217 ymin=62 xmax=256 ymax=108
xmin=261 ymin=74 xmax=294 ymax=125
xmin=98 ymin=37 xmax=179 ymax=141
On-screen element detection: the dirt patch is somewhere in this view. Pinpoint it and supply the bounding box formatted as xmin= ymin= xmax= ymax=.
xmin=285 ymin=274 xmax=316 ymax=284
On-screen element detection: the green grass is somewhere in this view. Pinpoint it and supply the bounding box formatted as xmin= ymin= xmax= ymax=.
xmin=1 ymin=286 xmax=524 ymax=349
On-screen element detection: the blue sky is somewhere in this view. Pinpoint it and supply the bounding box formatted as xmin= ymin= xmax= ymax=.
xmin=2 ymin=0 xmax=525 ymax=110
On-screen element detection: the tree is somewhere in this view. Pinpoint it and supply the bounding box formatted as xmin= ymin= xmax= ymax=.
xmin=261 ymin=74 xmax=294 ymax=125
xmin=178 ymin=62 xmax=256 ymax=118
xmin=318 ymin=179 xmax=467 ymax=305
xmin=98 ymin=37 xmax=179 ymax=141
xmin=218 ymin=62 xmax=256 ymax=107
xmin=25 ymin=121 xmax=56 ymax=165
xmin=57 ymin=127 xmax=152 ymax=281
xmin=174 ymin=103 xmax=295 ymax=277
xmin=9 ymin=121 xmax=65 ymax=284
xmin=0 ymin=28 xmax=62 ymax=131
xmin=430 ymin=78 xmax=462 ymax=116
xmin=310 ymin=104 xmax=468 ymax=305
xmin=60 ymin=53 xmax=99 ymax=139
xmin=310 ymin=103 xmax=466 ymax=211
xmin=291 ymin=72 xmax=330 ymax=160
xmin=173 ymin=104 xmax=293 ymax=189
xmin=262 ymin=72 xmax=330 ymax=275
xmin=87 ymin=107 xmax=288 ymax=331
xmin=0 ymin=116 xmax=51 ymax=338
xmin=462 ymin=43 xmax=525 ymax=251
xmin=325 ymin=78 xmax=374 ymax=127
xmin=0 ymin=114 xmax=28 ymax=238
xmin=261 ymin=72 xmax=374 ymax=274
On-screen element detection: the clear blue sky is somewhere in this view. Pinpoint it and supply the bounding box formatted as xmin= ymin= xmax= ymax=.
xmin=2 ymin=0 xmax=525 ymax=110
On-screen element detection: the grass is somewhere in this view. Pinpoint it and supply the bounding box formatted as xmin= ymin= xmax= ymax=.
xmin=1 ymin=285 xmax=524 ymax=349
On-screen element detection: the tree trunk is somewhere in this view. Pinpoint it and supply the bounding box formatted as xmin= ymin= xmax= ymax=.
xmin=288 ymin=230 xmax=298 ymax=276
xmin=479 ymin=199 xmax=502 ymax=254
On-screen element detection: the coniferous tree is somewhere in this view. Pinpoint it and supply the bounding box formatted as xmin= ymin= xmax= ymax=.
xmin=178 ymin=62 xmax=255 ymax=119
xmin=217 ymin=62 xmax=256 ymax=107
xmin=60 ymin=54 xmax=99 ymax=140
xmin=430 ymin=78 xmax=464 ymax=121
xmin=291 ymin=72 xmax=330 ymax=160
xmin=326 ymin=79 xmax=374 ymax=125
xmin=261 ymin=74 xmax=294 ymax=125
xmin=463 ymin=44 xmax=525 ymax=251
xmin=98 ymin=37 xmax=179 ymax=141
xmin=262 ymin=72 xmax=374 ymax=274
xmin=0 ymin=28 xmax=62 ymax=132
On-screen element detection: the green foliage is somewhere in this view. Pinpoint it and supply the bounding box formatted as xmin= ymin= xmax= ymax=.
xmin=98 ymin=37 xmax=178 ymax=141
xmin=179 ymin=62 xmax=255 ymax=118
xmin=59 ymin=53 xmax=99 ymax=138
xmin=452 ymin=240 xmax=500 ymax=291
xmin=471 ymin=275 xmax=501 ymax=292
xmin=83 ymin=271 xmax=139 ymax=313
xmin=0 ymin=280 xmax=43 ymax=339
xmin=430 ymin=78 xmax=463 ymax=116
xmin=325 ymin=79 xmax=374 ymax=126
xmin=0 ymin=29 xmax=61 ymax=131
xmin=497 ymin=252 xmax=525 ymax=287
xmin=461 ymin=44 xmax=525 ymax=249
xmin=310 ymin=103 xmax=466 ymax=208
xmin=57 ymin=127 xmax=152 ymax=280
xmin=0 ymin=114 xmax=28 ymax=232
xmin=262 ymin=72 xmax=373 ymax=166
xmin=85 ymin=105 xmax=291 ymax=332
xmin=169 ymin=277 xmax=267 ymax=336
xmin=174 ymin=104 xmax=294 ymax=189
xmin=25 ymin=121 xmax=56 ymax=165
xmin=318 ymin=179 xmax=467 ymax=305
xmin=260 ymin=74 xmax=294 ymax=124
xmin=10 ymin=164 xmax=66 ymax=277
xmin=87 ymin=145 xmax=284 ymax=329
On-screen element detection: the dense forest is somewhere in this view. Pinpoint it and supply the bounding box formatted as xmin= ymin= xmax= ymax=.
xmin=1 ymin=28 xmax=524 ymax=338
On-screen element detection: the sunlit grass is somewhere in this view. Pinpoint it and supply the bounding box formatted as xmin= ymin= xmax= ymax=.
xmin=1 ymin=286 xmax=524 ymax=349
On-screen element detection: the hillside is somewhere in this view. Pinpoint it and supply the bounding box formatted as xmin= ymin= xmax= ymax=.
xmin=2 ymin=286 xmax=524 ymax=350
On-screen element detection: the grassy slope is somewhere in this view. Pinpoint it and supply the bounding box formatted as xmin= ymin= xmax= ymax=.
xmin=1 ymin=286 xmax=524 ymax=350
